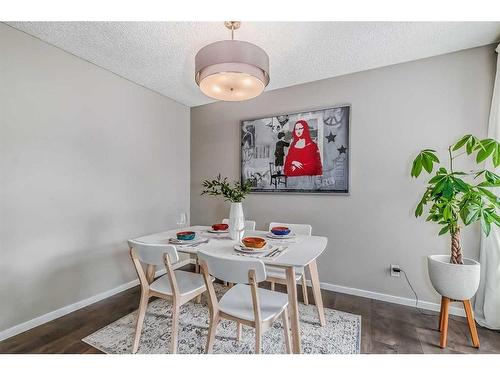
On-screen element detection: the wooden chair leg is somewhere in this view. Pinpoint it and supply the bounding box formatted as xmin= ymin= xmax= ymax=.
xmin=195 ymin=291 xmax=202 ymax=304
xmin=205 ymin=313 xmax=219 ymax=354
xmin=145 ymin=265 xmax=156 ymax=284
xmin=270 ymin=282 xmax=275 ymax=291
xmin=255 ymin=325 xmax=261 ymax=354
xmin=463 ymin=299 xmax=480 ymax=348
xmin=439 ymin=296 xmax=445 ymax=332
xmin=440 ymin=297 xmax=450 ymax=348
xmin=132 ymin=293 xmax=149 ymax=354
xmin=282 ymin=307 xmax=292 ymax=354
xmin=170 ymin=300 xmax=180 ymax=354
xmin=301 ymin=274 xmax=309 ymax=305
xmin=236 ymin=322 xmax=242 ymax=342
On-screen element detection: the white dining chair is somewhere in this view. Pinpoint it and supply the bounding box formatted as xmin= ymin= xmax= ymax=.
xmin=222 ymin=218 xmax=256 ymax=231
xmin=193 ymin=219 xmax=254 ymax=277
xmin=220 ymin=219 xmax=257 ymax=287
xmin=266 ymin=222 xmax=312 ymax=305
xmin=128 ymin=240 xmax=212 ymax=354
xmin=198 ymin=250 xmax=291 ymax=354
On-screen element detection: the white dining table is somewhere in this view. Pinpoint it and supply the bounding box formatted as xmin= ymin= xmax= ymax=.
xmin=132 ymin=225 xmax=328 ymax=354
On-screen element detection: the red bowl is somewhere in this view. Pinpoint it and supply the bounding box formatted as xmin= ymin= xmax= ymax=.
xmin=212 ymin=223 xmax=229 ymax=231
xmin=242 ymin=237 xmax=266 ymax=249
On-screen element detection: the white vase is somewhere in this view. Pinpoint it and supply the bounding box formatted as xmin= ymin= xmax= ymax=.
xmin=427 ymin=255 xmax=480 ymax=301
xmin=229 ymin=202 xmax=245 ymax=241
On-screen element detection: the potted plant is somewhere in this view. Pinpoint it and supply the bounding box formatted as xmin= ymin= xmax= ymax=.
xmin=411 ymin=134 xmax=499 ymax=303
xmin=201 ymin=174 xmax=252 ymax=240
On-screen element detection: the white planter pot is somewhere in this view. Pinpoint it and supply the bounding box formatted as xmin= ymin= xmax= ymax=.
xmin=228 ymin=202 xmax=245 ymax=241
xmin=427 ymin=255 xmax=480 ymax=301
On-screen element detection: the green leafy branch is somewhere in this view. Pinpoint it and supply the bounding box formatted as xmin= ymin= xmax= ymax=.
xmin=411 ymin=135 xmax=500 ymax=237
xmin=201 ymin=174 xmax=252 ymax=203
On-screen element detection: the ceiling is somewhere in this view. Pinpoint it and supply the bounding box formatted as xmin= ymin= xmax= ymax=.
xmin=7 ymin=22 xmax=500 ymax=107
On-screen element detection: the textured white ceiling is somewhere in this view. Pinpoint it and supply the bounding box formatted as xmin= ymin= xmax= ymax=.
xmin=6 ymin=22 xmax=500 ymax=107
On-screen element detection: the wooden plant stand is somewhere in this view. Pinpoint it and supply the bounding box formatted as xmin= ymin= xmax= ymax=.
xmin=438 ymin=296 xmax=480 ymax=349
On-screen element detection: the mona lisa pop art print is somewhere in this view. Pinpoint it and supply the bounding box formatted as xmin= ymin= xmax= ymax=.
xmin=241 ymin=105 xmax=350 ymax=193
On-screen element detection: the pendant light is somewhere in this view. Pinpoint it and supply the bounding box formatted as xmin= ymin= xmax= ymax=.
xmin=195 ymin=21 xmax=270 ymax=101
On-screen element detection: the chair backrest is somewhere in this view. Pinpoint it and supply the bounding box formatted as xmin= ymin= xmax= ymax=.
xmin=269 ymin=222 xmax=312 ymax=236
xmin=197 ymin=250 xmax=266 ymax=284
xmin=222 ymin=218 xmax=256 ymax=231
xmin=127 ymin=240 xmax=179 ymax=266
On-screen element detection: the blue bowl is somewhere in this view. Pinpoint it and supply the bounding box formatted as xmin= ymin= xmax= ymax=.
xmin=271 ymin=226 xmax=291 ymax=236
xmin=176 ymin=231 xmax=195 ymax=241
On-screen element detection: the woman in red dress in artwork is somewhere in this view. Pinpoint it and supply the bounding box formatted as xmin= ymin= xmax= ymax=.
xmin=284 ymin=120 xmax=323 ymax=176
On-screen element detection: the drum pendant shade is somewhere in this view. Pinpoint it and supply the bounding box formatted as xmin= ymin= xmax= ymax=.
xmin=195 ymin=23 xmax=270 ymax=101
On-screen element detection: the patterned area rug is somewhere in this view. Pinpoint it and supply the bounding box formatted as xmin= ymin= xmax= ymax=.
xmin=83 ymin=285 xmax=361 ymax=354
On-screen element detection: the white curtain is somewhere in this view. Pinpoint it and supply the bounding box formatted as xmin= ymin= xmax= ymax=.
xmin=474 ymin=43 xmax=500 ymax=329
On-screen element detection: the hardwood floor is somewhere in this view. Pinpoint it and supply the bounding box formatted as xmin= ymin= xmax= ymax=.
xmin=1 ymin=266 xmax=499 ymax=354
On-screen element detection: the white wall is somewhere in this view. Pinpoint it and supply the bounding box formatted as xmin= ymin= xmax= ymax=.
xmin=0 ymin=24 xmax=190 ymax=333
xmin=191 ymin=45 xmax=496 ymax=305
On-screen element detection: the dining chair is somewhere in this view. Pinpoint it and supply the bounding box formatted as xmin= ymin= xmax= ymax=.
xmin=266 ymin=222 xmax=312 ymax=305
xmin=220 ymin=219 xmax=257 ymax=287
xmin=222 ymin=218 xmax=256 ymax=231
xmin=193 ymin=219 xmax=255 ymax=278
xmin=128 ymin=240 xmax=212 ymax=354
xmin=198 ymin=250 xmax=291 ymax=354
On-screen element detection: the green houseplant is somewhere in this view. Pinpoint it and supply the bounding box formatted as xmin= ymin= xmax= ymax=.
xmin=201 ymin=175 xmax=252 ymax=240
xmin=411 ymin=134 xmax=500 ymax=264
xmin=412 ymin=134 xmax=499 ymax=350
xmin=201 ymin=174 xmax=252 ymax=203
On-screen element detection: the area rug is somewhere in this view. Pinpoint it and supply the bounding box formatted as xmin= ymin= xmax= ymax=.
xmin=82 ymin=285 xmax=361 ymax=354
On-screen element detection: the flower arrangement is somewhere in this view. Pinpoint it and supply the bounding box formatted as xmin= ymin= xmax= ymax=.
xmin=201 ymin=174 xmax=252 ymax=203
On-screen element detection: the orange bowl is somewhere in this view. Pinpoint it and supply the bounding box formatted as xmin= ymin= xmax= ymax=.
xmin=241 ymin=236 xmax=266 ymax=249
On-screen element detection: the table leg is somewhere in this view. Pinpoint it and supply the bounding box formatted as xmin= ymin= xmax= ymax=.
xmin=308 ymin=260 xmax=325 ymax=326
xmin=285 ymin=266 xmax=301 ymax=354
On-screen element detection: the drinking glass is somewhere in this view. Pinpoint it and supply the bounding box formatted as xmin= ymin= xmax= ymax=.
xmin=176 ymin=212 xmax=188 ymax=229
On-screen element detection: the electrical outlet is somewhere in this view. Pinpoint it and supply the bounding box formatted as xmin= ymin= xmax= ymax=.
xmin=390 ymin=264 xmax=401 ymax=277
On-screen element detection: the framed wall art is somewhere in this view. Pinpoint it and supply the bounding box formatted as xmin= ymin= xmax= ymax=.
xmin=241 ymin=105 xmax=350 ymax=194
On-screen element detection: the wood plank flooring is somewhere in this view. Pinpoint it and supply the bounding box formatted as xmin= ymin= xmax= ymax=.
xmin=1 ymin=266 xmax=499 ymax=354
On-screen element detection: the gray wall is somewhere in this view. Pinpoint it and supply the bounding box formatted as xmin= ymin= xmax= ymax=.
xmin=191 ymin=45 xmax=496 ymax=303
xmin=0 ymin=24 xmax=190 ymax=332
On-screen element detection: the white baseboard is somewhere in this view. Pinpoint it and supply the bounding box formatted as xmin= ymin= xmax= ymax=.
xmin=0 ymin=258 xmax=191 ymax=342
xmin=306 ymin=280 xmax=466 ymax=317
xmin=0 ymin=261 xmax=464 ymax=343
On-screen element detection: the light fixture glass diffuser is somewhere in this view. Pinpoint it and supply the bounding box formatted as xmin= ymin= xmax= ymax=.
xmin=195 ymin=36 xmax=270 ymax=101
